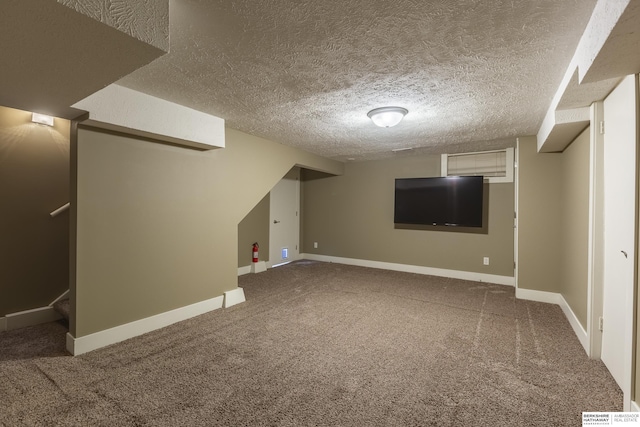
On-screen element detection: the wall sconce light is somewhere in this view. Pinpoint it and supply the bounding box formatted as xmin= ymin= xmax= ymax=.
xmin=367 ymin=106 xmax=408 ymax=128
xmin=32 ymin=112 xmax=54 ymax=126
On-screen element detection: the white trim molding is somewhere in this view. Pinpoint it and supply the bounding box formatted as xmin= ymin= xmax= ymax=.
xmin=224 ymin=288 xmax=246 ymax=308
xmin=238 ymin=265 xmax=252 ymax=276
xmin=515 ymin=288 xmax=561 ymax=305
xmin=516 ymin=288 xmax=589 ymax=355
xmin=67 ymin=295 xmax=224 ymax=356
xmin=301 ymin=254 xmax=515 ymax=286
xmin=49 ymin=289 xmax=70 ymax=306
xmin=238 ymin=262 xmax=267 ymax=276
xmin=559 ymin=294 xmax=589 ymax=354
xmin=251 ymin=261 xmax=267 ymax=274
xmin=4 ymin=306 xmax=62 ymax=331
xmin=50 ymin=202 xmax=70 ymax=217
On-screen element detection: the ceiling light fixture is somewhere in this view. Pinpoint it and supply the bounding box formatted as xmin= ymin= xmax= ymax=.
xmin=32 ymin=112 xmax=54 ymax=126
xmin=367 ymin=106 xmax=408 ymax=128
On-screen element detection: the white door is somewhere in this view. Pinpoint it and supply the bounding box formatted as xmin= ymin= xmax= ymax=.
xmin=601 ymin=75 xmax=637 ymax=405
xmin=269 ymin=167 xmax=300 ymax=267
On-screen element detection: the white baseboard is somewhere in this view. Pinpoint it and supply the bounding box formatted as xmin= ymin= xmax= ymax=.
xmin=631 ymin=400 xmax=640 ymax=412
xmin=515 ymin=288 xmax=561 ymax=304
xmin=0 ymin=316 xmax=7 ymax=332
xmin=4 ymin=306 xmax=62 ymax=331
xmin=516 ymin=287 xmax=588 ymax=355
xmin=238 ymin=261 xmax=268 ymax=276
xmin=67 ymin=295 xmax=224 ymax=356
xmin=238 ymin=265 xmax=252 ymax=276
xmin=224 ymin=288 xmax=246 ymax=308
xmin=301 ymin=253 xmax=515 ymax=286
xmin=558 ymin=294 xmax=589 ymax=354
xmin=251 ymin=261 xmax=267 ymax=273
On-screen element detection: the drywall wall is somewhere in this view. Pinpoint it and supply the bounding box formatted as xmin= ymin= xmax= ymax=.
xmin=73 ymin=126 xmax=343 ymax=337
xmin=516 ymin=136 xmax=563 ymax=293
xmin=560 ymin=127 xmax=590 ymax=328
xmin=238 ymin=193 xmax=270 ymax=267
xmin=0 ymin=106 xmax=70 ymax=316
xmin=301 ymin=154 xmax=514 ymax=277
xmin=517 ymin=129 xmax=590 ymax=324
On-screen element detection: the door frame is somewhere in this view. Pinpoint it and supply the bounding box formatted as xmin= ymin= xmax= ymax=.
xmin=587 ymin=100 xmax=605 ymax=361
xmin=268 ymin=167 xmax=300 ymax=268
xmin=597 ymin=75 xmax=638 ymax=411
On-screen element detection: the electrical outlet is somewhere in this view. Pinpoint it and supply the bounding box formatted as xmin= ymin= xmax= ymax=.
xmin=483 ymin=257 xmax=489 ymax=265
xmin=314 ymin=242 xmax=318 ymax=249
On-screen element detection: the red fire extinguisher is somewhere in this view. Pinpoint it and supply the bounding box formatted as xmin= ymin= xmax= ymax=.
xmin=252 ymin=242 xmax=259 ymax=263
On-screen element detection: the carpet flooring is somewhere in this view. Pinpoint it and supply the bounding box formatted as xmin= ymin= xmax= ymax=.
xmin=0 ymin=260 xmax=622 ymax=426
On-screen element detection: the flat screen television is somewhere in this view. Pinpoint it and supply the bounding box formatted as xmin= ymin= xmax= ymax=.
xmin=394 ymin=176 xmax=484 ymax=227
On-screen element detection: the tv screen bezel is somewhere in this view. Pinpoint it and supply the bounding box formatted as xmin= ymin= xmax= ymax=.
xmin=394 ymin=176 xmax=484 ymax=228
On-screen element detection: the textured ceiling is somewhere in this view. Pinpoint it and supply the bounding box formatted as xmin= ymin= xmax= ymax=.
xmin=57 ymin=0 xmax=169 ymax=51
xmin=117 ymin=0 xmax=598 ymax=161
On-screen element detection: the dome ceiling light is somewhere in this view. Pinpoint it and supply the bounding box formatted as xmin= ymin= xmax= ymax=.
xmin=367 ymin=106 xmax=408 ymax=128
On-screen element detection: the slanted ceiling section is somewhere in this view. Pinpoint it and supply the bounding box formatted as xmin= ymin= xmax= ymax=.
xmin=56 ymin=0 xmax=169 ymax=52
xmin=538 ymin=0 xmax=640 ymax=153
xmin=0 ymin=0 xmax=168 ymax=120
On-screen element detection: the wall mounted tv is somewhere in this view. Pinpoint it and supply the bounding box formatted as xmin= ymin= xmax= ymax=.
xmin=394 ymin=176 xmax=484 ymax=227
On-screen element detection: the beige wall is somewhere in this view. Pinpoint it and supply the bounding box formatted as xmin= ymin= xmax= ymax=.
xmin=302 ymin=154 xmax=515 ymax=277
xmin=517 ymin=130 xmax=590 ymax=327
xmin=238 ymin=193 xmax=270 ymax=267
xmin=72 ymin=126 xmax=342 ymax=337
xmin=559 ymin=127 xmax=590 ymax=328
xmin=0 ymin=106 xmax=70 ymax=316
xmin=516 ymin=136 xmax=562 ymax=292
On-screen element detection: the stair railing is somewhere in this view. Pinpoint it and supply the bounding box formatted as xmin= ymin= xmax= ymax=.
xmin=50 ymin=202 xmax=70 ymax=217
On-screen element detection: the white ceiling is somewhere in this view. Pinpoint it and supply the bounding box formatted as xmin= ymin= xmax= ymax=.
xmin=115 ymin=0 xmax=599 ymax=161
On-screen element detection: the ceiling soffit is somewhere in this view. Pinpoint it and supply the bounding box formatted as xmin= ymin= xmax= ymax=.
xmin=538 ymin=0 xmax=640 ymax=153
xmin=118 ymin=0 xmax=598 ymax=161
